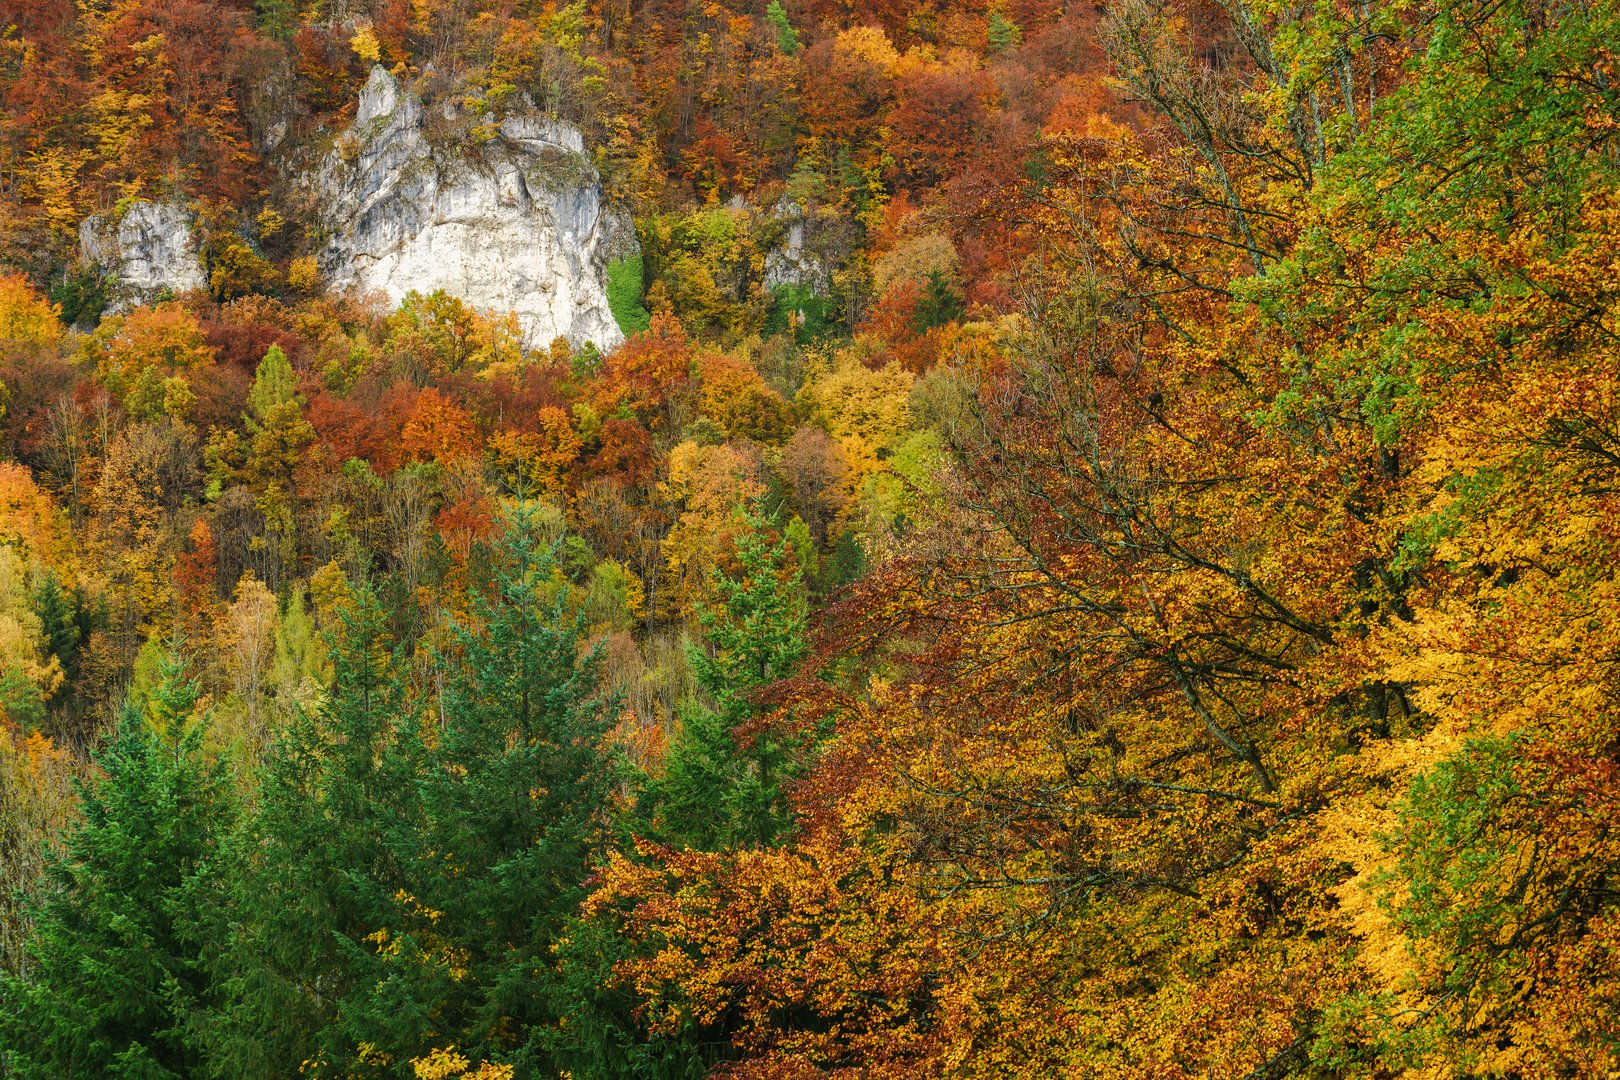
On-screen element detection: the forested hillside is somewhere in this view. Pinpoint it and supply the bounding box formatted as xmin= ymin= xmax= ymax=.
xmin=0 ymin=0 xmax=1617 ymax=1076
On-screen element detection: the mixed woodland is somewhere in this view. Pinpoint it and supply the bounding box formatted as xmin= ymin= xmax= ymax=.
xmin=0 ymin=0 xmax=1618 ymax=1075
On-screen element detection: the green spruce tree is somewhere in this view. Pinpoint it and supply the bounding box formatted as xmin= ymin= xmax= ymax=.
xmin=33 ymin=572 xmax=85 ymax=683
xmin=910 ymin=269 xmax=966 ymax=333
xmin=986 ymin=7 xmax=1022 ymax=52
xmin=765 ymin=0 xmax=800 ymax=54
xmin=546 ymin=501 xmax=811 ymax=1078
xmin=546 ymin=914 xmax=717 ymax=1080
xmin=655 ymin=498 xmax=808 ymax=850
xmin=196 ymin=584 xmax=421 ymax=1078
xmin=349 ymin=505 xmax=623 ymax=1075
xmin=0 ymin=653 xmax=231 ymax=1079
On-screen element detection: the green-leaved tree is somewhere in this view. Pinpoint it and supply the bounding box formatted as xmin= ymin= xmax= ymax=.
xmin=342 ymin=505 xmax=623 ymax=1075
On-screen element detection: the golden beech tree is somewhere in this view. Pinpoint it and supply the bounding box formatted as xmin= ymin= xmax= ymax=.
xmin=794 ymin=345 xmax=914 ymax=483
xmin=0 ymin=462 xmax=68 ymax=569
xmin=0 ymin=274 xmax=62 ymax=355
xmin=83 ymin=303 xmax=216 ymax=422
xmin=486 ymin=406 xmax=581 ymax=501
xmin=656 ymin=439 xmax=766 ymax=617
xmin=88 ymin=426 xmax=179 ymax=646
xmin=693 ymin=353 xmax=793 ymax=443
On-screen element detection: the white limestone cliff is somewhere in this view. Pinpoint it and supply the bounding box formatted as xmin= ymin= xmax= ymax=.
xmin=313 ymin=66 xmax=633 ymax=351
xmin=763 ymin=199 xmax=827 ymax=292
xmin=78 ymin=201 xmax=209 ymax=310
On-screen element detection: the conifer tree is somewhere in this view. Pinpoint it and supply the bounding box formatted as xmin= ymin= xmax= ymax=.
xmin=240 ymin=344 xmax=314 ymax=545
xmin=33 ymin=572 xmax=84 ymax=683
xmin=655 ymin=499 xmax=808 ymax=850
xmin=196 ymin=584 xmax=421 ymax=1078
xmin=547 ymin=503 xmax=809 ymax=1078
xmin=765 ymin=0 xmax=800 ymax=54
xmin=546 ymin=914 xmax=716 ymax=1080
xmin=910 ymin=269 xmax=966 ymax=333
xmin=0 ymin=653 xmax=231 ymax=1079
xmin=253 ymin=0 xmax=297 ymax=39
xmin=347 ymin=504 xmax=622 ymax=1074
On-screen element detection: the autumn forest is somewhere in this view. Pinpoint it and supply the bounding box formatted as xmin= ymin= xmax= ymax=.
xmin=0 ymin=0 xmax=1616 ymax=1075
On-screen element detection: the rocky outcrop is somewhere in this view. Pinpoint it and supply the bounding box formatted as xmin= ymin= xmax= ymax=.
xmin=312 ymin=66 xmax=634 ymax=351
xmin=764 ymin=199 xmax=827 ymax=292
xmin=78 ymin=201 xmax=209 ymax=310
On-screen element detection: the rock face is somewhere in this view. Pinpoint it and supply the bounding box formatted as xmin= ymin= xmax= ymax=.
xmin=314 ymin=66 xmax=633 ymax=351
xmin=764 ymin=200 xmax=826 ymax=292
xmin=78 ymin=201 xmax=209 ymax=310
